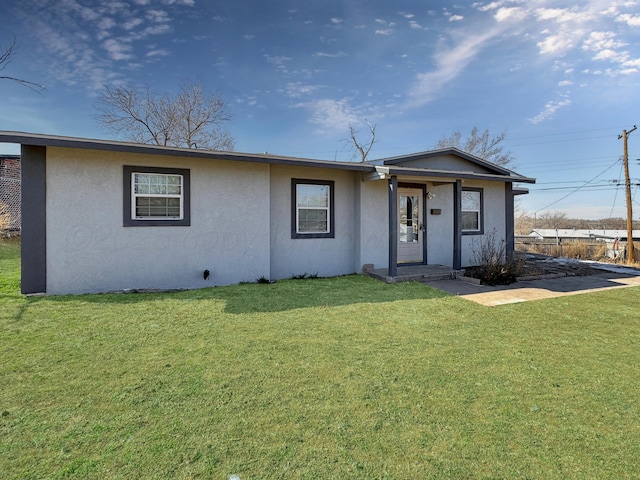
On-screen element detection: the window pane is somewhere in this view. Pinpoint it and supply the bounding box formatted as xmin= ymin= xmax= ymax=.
xmin=298 ymin=208 xmax=328 ymax=233
xmin=135 ymin=196 xmax=181 ymax=218
xmin=462 ymin=191 xmax=480 ymax=211
xmin=462 ymin=211 xmax=479 ymax=231
xmin=297 ymin=184 xmax=329 ymax=208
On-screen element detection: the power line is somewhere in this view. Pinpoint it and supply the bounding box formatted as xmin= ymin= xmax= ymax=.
xmin=607 ymin=160 xmax=624 ymax=219
xmin=534 ymin=158 xmax=621 ymax=213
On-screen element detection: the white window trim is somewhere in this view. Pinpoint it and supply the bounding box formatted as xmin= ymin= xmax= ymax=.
xmin=131 ymin=172 xmax=184 ymax=221
xmin=296 ymin=187 xmax=330 ymax=235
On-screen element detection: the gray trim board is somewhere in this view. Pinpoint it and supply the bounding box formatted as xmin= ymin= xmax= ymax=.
xmin=388 ymin=176 xmax=398 ymax=277
xmin=461 ymin=187 xmax=484 ymax=236
xmin=123 ymin=165 xmax=191 ymax=227
xmin=20 ymin=145 xmax=47 ymax=294
xmin=291 ymin=178 xmax=335 ymax=239
xmin=505 ymin=183 xmax=515 ymax=256
xmin=453 ymin=180 xmax=462 ymax=270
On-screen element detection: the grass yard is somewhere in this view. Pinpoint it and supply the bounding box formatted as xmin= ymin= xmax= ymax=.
xmin=1 ymin=239 xmax=640 ymax=479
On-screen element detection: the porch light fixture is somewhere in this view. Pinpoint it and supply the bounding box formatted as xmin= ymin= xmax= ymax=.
xmin=427 ymin=192 xmax=435 ymax=200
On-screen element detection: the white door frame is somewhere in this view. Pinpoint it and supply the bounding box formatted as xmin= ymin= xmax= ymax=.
xmin=397 ymin=186 xmax=425 ymax=264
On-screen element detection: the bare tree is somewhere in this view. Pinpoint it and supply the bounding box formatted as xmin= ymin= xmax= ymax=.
xmin=437 ymin=127 xmax=513 ymax=167
xmin=1 ymin=36 xmax=45 ymax=92
xmin=537 ymin=211 xmax=567 ymax=229
xmin=348 ymin=119 xmax=376 ymax=162
xmin=96 ymin=79 xmax=234 ymax=150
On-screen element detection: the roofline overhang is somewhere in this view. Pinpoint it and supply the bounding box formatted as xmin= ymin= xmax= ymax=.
xmin=0 ymin=131 xmax=537 ymax=183
xmin=0 ymin=131 xmax=372 ymax=172
xmin=366 ymin=165 xmax=536 ymax=184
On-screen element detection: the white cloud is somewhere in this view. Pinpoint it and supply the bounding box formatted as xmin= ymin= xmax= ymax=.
xmin=138 ymin=24 xmax=171 ymax=37
xmin=582 ymin=31 xmax=627 ymax=52
xmin=558 ymin=80 xmax=573 ymax=86
xmin=146 ymin=9 xmax=170 ymax=23
xmin=162 ymin=0 xmax=195 ymax=5
xmin=97 ymin=17 xmax=116 ymax=30
xmin=449 ymin=15 xmax=464 ymax=22
xmin=283 ymin=82 xmax=321 ymax=98
xmin=102 ymin=38 xmax=133 ymax=61
xmin=494 ymin=7 xmax=527 ymax=22
xmin=122 ymin=18 xmax=144 ymax=30
xmin=408 ymin=26 xmax=504 ymax=106
xmin=314 ymin=51 xmax=348 ymax=58
xmin=375 ymin=29 xmax=394 ymax=36
xmin=264 ymin=55 xmax=292 ymax=72
xmin=616 ymin=13 xmax=640 ymax=26
xmin=529 ymin=97 xmax=572 ymax=124
xmin=303 ymin=98 xmax=359 ymax=133
xmin=537 ymin=33 xmax=576 ymax=55
xmin=146 ymin=48 xmax=170 ymax=57
xmin=474 ymin=1 xmax=523 ymax=13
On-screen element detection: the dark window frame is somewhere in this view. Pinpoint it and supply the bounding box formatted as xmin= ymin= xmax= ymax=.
xmin=291 ymin=178 xmax=335 ymax=239
xmin=461 ymin=187 xmax=484 ymax=235
xmin=123 ymin=165 xmax=191 ymax=227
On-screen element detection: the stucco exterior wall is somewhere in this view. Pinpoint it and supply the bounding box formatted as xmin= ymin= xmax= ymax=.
xmin=356 ymin=180 xmax=389 ymax=270
xmin=45 ymin=147 xmax=271 ymax=294
xmin=269 ymin=165 xmax=358 ymax=280
xmin=460 ymin=180 xmax=507 ymax=267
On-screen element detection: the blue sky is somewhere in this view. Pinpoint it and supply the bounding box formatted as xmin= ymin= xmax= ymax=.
xmin=1 ymin=0 xmax=640 ymax=219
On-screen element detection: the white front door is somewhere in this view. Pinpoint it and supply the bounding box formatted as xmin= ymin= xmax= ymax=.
xmin=398 ymin=188 xmax=424 ymax=264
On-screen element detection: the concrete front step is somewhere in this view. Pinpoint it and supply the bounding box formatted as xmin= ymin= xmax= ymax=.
xmin=363 ymin=265 xmax=459 ymax=284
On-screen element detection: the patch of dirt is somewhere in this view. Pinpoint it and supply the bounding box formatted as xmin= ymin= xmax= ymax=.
xmin=516 ymin=253 xmax=604 ymax=278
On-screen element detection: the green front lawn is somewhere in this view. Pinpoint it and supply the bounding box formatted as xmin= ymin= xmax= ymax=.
xmin=1 ymin=240 xmax=639 ymax=479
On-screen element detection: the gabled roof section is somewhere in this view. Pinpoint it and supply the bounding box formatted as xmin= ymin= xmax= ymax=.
xmin=376 ymin=147 xmax=517 ymax=177
xmin=0 ymin=131 xmax=372 ymax=172
xmin=369 ymin=147 xmax=535 ymax=184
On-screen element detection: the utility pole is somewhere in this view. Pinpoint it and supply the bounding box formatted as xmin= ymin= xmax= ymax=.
xmin=618 ymin=125 xmax=637 ymax=265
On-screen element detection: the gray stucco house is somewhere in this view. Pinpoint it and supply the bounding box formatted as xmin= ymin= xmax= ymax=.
xmin=0 ymin=131 xmax=535 ymax=295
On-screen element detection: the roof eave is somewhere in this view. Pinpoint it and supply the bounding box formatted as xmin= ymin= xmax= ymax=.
xmin=374 ymin=165 xmax=536 ymax=184
xmin=0 ymin=131 xmax=373 ymax=172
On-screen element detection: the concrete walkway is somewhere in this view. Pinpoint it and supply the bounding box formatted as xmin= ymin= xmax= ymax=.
xmin=425 ymin=266 xmax=640 ymax=306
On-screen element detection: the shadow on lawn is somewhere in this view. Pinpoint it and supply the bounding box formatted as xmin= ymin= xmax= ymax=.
xmin=18 ymin=275 xmax=452 ymax=314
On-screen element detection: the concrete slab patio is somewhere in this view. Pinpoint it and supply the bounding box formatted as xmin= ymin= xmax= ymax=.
xmin=425 ymin=267 xmax=640 ymax=306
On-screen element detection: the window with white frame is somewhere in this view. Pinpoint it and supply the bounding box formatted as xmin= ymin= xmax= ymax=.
xmin=291 ymin=179 xmax=335 ymax=238
xmin=123 ymin=166 xmax=190 ymax=227
xmin=461 ymin=188 xmax=483 ymax=234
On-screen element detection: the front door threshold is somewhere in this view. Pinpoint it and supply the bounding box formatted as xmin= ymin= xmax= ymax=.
xmin=363 ymin=264 xmax=459 ymax=284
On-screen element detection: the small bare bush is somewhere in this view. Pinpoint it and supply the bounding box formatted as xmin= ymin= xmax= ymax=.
xmin=466 ymin=229 xmax=522 ymax=286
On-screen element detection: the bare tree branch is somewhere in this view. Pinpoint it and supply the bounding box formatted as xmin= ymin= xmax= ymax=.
xmin=437 ymin=127 xmax=514 ymax=167
xmin=95 ymin=80 xmax=234 ymax=150
xmin=0 ymin=36 xmax=45 ymax=93
xmin=348 ymin=119 xmax=376 ymax=162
